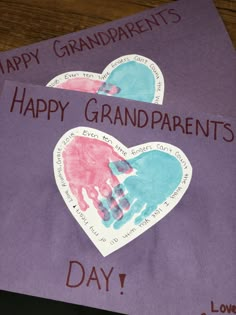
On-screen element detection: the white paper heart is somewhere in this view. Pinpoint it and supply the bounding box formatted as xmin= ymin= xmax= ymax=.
xmin=47 ymin=54 xmax=165 ymax=104
xmin=53 ymin=127 xmax=192 ymax=256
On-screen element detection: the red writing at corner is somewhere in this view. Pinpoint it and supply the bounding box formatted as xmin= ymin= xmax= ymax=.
xmin=201 ymin=300 xmax=236 ymax=315
xmin=211 ymin=300 xmax=236 ymax=314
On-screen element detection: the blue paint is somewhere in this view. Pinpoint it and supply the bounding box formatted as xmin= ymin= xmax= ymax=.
xmin=100 ymin=150 xmax=183 ymax=229
xmin=98 ymin=61 xmax=156 ymax=103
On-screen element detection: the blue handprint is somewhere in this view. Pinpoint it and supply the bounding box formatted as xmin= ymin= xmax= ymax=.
xmin=99 ymin=150 xmax=183 ymax=229
xmin=98 ymin=61 xmax=156 ymax=103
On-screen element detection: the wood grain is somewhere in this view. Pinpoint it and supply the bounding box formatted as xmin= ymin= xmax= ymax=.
xmin=0 ymin=0 xmax=235 ymax=51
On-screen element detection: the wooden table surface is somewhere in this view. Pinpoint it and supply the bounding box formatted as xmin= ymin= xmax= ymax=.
xmin=0 ymin=0 xmax=235 ymax=52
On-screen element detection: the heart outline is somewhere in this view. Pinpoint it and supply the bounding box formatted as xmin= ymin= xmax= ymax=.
xmin=53 ymin=127 xmax=192 ymax=256
xmin=47 ymin=54 xmax=165 ymax=105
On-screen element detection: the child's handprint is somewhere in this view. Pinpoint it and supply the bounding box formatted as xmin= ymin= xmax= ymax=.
xmin=98 ymin=61 xmax=156 ymax=103
xmin=99 ymin=150 xmax=183 ymax=229
xmin=54 ymin=127 xmax=192 ymax=256
xmin=56 ymin=77 xmax=120 ymax=95
xmin=62 ymin=136 xmax=131 ymax=220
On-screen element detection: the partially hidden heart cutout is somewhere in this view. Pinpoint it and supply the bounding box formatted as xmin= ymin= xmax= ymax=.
xmin=47 ymin=54 xmax=165 ymax=104
xmin=54 ymin=127 xmax=192 ymax=256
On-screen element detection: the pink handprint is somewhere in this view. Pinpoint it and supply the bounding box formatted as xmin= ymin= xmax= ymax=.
xmin=56 ymin=77 xmax=120 ymax=95
xmin=62 ymin=136 xmax=131 ymax=220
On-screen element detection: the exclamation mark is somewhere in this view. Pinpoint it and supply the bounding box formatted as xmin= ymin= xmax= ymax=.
xmin=119 ymin=273 xmax=126 ymax=295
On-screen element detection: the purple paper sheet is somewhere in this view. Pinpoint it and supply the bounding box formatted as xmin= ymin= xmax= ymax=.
xmin=0 ymin=80 xmax=235 ymax=314
xmin=0 ymin=0 xmax=235 ymax=116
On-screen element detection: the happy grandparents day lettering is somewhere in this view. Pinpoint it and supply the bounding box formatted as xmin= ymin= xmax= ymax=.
xmin=9 ymin=86 xmax=235 ymax=143
xmin=0 ymin=8 xmax=180 ymax=75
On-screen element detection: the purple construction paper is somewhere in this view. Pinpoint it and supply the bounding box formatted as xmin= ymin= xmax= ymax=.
xmin=0 ymin=0 xmax=235 ymax=115
xmin=0 ymin=80 xmax=235 ymax=314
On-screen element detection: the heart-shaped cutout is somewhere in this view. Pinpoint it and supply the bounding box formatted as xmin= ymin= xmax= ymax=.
xmin=54 ymin=127 xmax=192 ymax=256
xmin=47 ymin=54 xmax=165 ymax=104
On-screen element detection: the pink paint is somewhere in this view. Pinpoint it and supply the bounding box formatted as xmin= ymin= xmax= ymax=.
xmin=56 ymin=77 xmax=120 ymax=95
xmin=62 ymin=137 xmax=131 ymax=219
